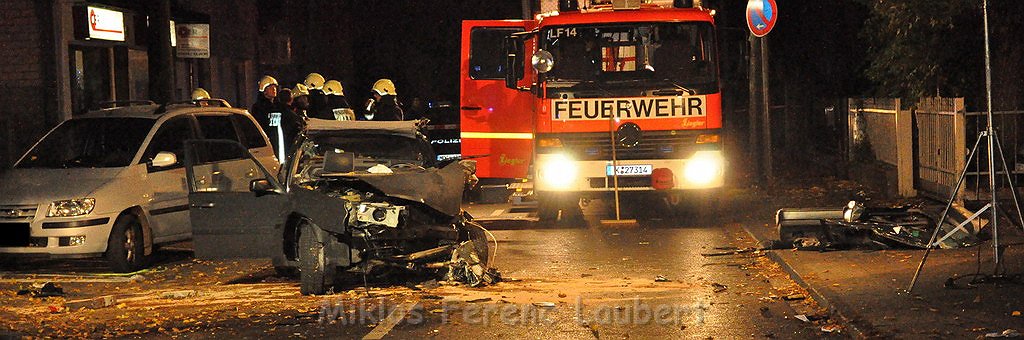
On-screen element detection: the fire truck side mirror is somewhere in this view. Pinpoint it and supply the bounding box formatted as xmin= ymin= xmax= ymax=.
xmin=504 ymin=36 xmax=523 ymax=90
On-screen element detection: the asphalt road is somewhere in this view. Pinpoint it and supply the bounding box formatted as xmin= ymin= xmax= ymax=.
xmin=0 ymin=199 xmax=847 ymax=339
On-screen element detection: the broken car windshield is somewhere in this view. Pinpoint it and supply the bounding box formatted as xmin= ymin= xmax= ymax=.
xmin=306 ymin=134 xmax=428 ymax=169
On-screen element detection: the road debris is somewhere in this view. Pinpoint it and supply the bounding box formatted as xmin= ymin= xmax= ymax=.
xmin=655 ymin=275 xmax=670 ymax=282
xmin=446 ymin=240 xmax=501 ymax=287
xmin=821 ymin=324 xmax=842 ymax=333
xmin=701 ymin=247 xmax=759 ymax=257
xmin=776 ymin=201 xmax=980 ymax=250
xmin=160 ymin=290 xmax=198 ymax=299
xmin=16 ymin=282 xmax=64 ymax=298
xmin=532 ymin=301 xmax=556 ymax=308
xmin=794 ymin=314 xmax=810 ymax=323
xmin=711 ymin=283 xmax=728 ymax=293
xmin=783 ymin=294 xmax=806 ymax=301
xmin=986 ymin=329 xmax=1022 ymax=338
xmin=64 ymin=295 xmax=117 ymax=310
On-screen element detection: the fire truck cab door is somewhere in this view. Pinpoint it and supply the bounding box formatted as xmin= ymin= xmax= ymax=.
xmin=460 ymin=20 xmax=533 ymax=179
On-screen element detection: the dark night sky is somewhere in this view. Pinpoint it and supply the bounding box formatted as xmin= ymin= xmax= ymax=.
xmin=348 ymin=0 xmax=523 ymax=103
xmin=268 ymin=0 xmax=874 ymax=121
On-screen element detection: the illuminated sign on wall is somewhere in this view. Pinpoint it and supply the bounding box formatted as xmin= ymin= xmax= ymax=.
xmin=86 ymin=6 xmax=125 ymax=41
xmin=176 ymin=24 xmax=210 ymax=59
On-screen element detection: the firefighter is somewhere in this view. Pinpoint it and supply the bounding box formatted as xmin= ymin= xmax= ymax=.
xmin=366 ymin=79 xmax=404 ymax=121
xmin=304 ymin=73 xmax=332 ymax=120
xmin=250 ymin=75 xmax=301 ymax=162
xmin=251 ymin=75 xmax=280 ymax=134
xmin=323 ymin=80 xmax=355 ymax=120
xmin=191 ymin=88 xmax=212 ymax=107
xmin=291 ymin=83 xmax=311 ymax=118
xmin=191 ymin=88 xmax=211 ymax=101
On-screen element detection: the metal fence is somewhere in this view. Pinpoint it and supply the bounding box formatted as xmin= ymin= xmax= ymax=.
xmin=847 ymin=97 xmax=1023 ymax=201
xmin=961 ymin=109 xmax=1024 ymax=201
xmin=915 ymin=98 xmax=966 ymax=201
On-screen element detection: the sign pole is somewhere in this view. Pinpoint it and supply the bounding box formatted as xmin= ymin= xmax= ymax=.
xmin=746 ymin=0 xmax=777 ymax=184
xmin=748 ymin=34 xmax=760 ymax=171
xmin=760 ymin=37 xmax=772 ymax=183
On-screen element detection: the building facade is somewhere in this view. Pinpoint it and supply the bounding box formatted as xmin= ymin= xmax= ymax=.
xmin=0 ymin=0 xmax=264 ymax=167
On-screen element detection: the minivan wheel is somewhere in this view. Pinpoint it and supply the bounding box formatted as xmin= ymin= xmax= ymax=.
xmin=298 ymin=224 xmax=333 ymax=295
xmin=105 ymin=215 xmax=145 ymax=273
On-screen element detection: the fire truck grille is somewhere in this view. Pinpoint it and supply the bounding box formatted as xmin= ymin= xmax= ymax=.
xmin=541 ymin=130 xmax=711 ymax=161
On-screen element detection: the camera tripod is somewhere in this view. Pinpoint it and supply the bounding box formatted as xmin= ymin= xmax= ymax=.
xmin=907 ymin=0 xmax=1024 ymax=292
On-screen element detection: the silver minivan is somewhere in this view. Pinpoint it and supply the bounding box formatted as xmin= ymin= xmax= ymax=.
xmin=0 ymin=101 xmax=279 ymax=272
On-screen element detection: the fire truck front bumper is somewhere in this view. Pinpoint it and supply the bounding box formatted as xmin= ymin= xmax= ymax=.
xmin=534 ymin=150 xmax=725 ymax=193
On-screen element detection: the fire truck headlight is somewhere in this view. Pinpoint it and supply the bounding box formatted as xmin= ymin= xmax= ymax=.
xmin=683 ymin=151 xmax=724 ymax=186
xmin=538 ymin=154 xmax=577 ymax=190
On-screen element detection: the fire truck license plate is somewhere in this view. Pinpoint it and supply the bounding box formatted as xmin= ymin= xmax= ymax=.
xmin=606 ymin=165 xmax=653 ymax=176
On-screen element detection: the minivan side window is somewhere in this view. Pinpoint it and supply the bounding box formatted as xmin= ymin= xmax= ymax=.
xmin=232 ymin=114 xmax=268 ymax=149
xmin=142 ymin=116 xmax=194 ymax=169
xmin=196 ymin=115 xmax=244 ymax=162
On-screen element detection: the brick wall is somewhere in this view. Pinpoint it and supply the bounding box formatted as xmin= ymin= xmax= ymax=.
xmin=0 ymin=0 xmax=53 ymax=168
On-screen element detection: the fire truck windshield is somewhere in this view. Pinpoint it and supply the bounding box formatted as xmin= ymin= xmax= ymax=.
xmin=541 ymin=22 xmax=717 ymax=95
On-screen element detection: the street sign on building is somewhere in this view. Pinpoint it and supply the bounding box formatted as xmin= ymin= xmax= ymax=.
xmin=745 ymin=0 xmax=778 ymax=37
xmin=176 ymin=24 xmax=210 ymax=59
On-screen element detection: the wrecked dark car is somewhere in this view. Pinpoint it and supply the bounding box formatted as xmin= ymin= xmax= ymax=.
xmin=183 ymin=119 xmax=494 ymax=295
xmin=776 ymin=201 xmax=981 ymax=250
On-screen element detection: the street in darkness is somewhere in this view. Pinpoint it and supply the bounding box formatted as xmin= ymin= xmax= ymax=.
xmin=3 ymin=0 xmax=1024 ymax=339
xmin=0 ymin=191 xmax=842 ymax=339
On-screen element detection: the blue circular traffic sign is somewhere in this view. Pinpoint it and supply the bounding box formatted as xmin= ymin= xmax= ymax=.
xmin=746 ymin=0 xmax=778 ymax=37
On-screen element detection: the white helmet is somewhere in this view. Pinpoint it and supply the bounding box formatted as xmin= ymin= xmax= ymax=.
xmin=191 ymin=88 xmax=211 ymax=101
xmin=258 ymin=75 xmax=279 ymax=92
xmin=292 ymin=83 xmax=310 ymax=98
xmin=304 ymin=73 xmax=325 ymax=90
xmin=372 ymin=79 xmax=397 ymax=96
xmin=323 ymin=80 xmax=344 ymax=96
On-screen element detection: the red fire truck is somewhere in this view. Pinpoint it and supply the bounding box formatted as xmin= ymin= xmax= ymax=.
xmin=460 ymin=0 xmax=723 ymax=219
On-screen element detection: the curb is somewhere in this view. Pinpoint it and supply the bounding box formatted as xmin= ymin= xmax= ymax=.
xmin=741 ymin=224 xmax=870 ymax=339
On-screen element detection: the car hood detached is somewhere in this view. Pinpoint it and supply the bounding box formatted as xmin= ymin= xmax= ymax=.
xmin=332 ymin=162 xmax=466 ymax=217
xmin=0 ymin=168 xmax=121 ymax=204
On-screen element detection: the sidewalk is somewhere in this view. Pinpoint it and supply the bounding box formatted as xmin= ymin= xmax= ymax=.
xmin=739 ymin=179 xmax=1024 ymax=338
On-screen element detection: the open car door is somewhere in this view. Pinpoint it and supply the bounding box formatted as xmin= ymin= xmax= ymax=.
xmin=184 ymin=139 xmax=289 ymax=259
xmin=460 ymin=20 xmax=534 ymax=179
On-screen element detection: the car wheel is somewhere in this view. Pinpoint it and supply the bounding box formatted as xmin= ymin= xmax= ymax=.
xmin=105 ymin=215 xmax=146 ymax=273
xmin=298 ymin=224 xmax=333 ymax=295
